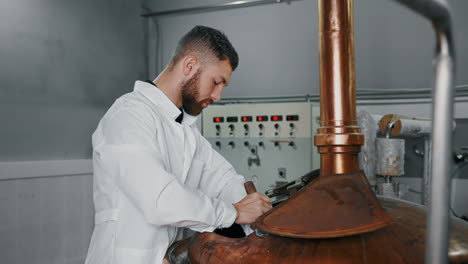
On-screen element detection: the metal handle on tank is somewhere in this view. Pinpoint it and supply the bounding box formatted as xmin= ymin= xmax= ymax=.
xmin=244 ymin=181 xmax=257 ymax=194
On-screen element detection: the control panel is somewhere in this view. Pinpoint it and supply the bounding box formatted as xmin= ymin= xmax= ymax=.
xmin=202 ymin=102 xmax=320 ymax=194
xmin=204 ymin=104 xmax=311 ymax=138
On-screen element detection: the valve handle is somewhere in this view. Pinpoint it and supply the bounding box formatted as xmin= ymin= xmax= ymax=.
xmin=244 ymin=181 xmax=257 ymax=194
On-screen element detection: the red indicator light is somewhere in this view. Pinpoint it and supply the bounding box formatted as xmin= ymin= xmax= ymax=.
xmin=286 ymin=115 xmax=299 ymax=121
xmin=256 ymin=115 xmax=268 ymax=122
xmin=271 ymin=115 xmax=282 ymax=121
xmin=213 ymin=117 xmax=224 ymax=123
xmin=241 ymin=116 xmax=252 ymax=122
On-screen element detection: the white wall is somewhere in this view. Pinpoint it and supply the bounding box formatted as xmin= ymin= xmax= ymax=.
xmin=0 ymin=160 xmax=94 ymax=264
xmin=144 ymin=0 xmax=468 ymax=97
xmin=0 ymin=0 xmax=146 ymax=161
xmin=0 ymin=0 xmax=147 ymax=263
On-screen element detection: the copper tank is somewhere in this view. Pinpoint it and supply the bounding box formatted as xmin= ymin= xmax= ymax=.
xmin=188 ymin=196 xmax=468 ymax=263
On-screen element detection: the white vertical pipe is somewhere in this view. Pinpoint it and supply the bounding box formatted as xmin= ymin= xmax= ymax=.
xmin=390 ymin=1 xmax=454 ymax=263
xmin=426 ymin=30 xmax=455 ymax=264
xmin=422 ymin=138 xmax=432 ymax=206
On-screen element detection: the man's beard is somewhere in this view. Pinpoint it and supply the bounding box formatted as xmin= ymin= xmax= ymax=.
xmin=181 ymin=69 xmax=211 ymax=116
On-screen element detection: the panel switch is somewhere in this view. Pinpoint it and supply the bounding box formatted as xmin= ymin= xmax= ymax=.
xmin=229 ymin=124 xmax=235 ymax=136
xmin=278 ymin=168 xmax=286 ymax=179
xmin=274 ymin=124 xmax=280 ymax=137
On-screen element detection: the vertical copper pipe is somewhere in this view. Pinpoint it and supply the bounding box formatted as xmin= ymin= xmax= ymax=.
xmin=315 ymin=0 xmax=364 ymax=176
xmin=219 ymin=0 xmax=390 ymax=240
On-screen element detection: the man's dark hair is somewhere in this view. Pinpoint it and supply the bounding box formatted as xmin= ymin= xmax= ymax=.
xmin=170 ymin=25 xmax=239 ymax=71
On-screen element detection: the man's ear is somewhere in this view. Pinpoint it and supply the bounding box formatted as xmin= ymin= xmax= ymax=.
xmin=182 ymin=55 xmax=199 ymax=76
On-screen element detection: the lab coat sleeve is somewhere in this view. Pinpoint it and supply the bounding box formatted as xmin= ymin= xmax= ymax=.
xmin=195 ymin=131 xmax=247 ymax=204
xmin=194 ymin=130 xmax=253 ymax=234
xmin=96 ymin=106 xmax=237 ymax=232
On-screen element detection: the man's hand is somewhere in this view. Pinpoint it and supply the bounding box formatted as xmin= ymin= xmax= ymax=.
xmin=233 ymin=192 xmax=272 ymax=224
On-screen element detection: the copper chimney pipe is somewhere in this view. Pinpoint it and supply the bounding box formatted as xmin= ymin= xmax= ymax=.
xmin=252 ymin=0 xmax=390 ymax=238
xmin=314 ymin=0 xmax=364 ymax=175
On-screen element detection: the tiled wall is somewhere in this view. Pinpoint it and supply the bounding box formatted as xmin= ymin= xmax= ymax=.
xmin=0 ymin=162 xmax=94 ymax=264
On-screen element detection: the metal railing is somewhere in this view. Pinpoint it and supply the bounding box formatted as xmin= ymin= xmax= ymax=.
xmin=390 ymin=0 xmax=455 ymax=263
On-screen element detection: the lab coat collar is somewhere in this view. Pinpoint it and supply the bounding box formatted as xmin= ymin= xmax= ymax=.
xmin=182 ymin=111 xmax=198 ymax=126
xmin=133 ymin=81 xmax=199 ymax=126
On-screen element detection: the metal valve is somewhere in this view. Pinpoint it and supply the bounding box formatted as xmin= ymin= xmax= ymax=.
xmin=228 ymin=124 xmax=235 ymax=136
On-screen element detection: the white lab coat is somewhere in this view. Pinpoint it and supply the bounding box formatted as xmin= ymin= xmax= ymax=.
xmin=85 ymin=81 xmax=249 ymax=264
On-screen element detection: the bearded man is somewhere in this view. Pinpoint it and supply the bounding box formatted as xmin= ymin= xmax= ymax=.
xmin=85 ymin=25 xmax=272 ymax=264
